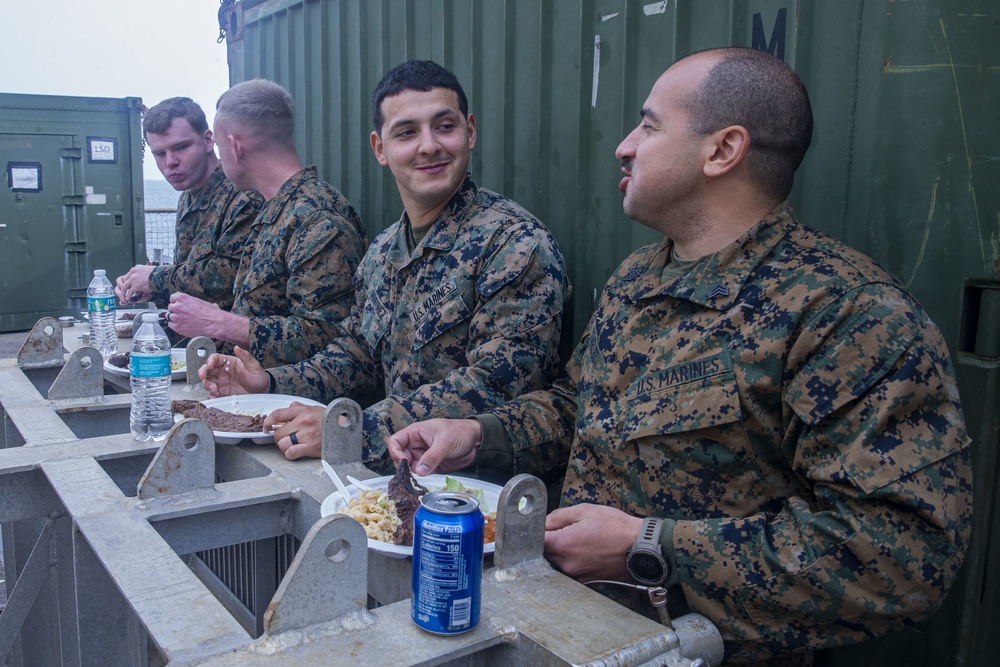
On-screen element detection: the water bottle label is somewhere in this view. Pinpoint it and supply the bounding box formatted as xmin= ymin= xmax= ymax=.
xmin=88 ymin=296 xmax=117 ymax=313
xmin=130 ymin=352 xmax=170 ymax=378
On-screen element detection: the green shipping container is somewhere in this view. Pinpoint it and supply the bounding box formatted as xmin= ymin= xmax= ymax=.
xmin=222 ymin=1 xmax=999 ymax=664
xmin=0 ymin=93 xmax=145 ymax=332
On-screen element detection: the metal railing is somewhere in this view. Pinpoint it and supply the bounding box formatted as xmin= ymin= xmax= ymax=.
xmin=144 ymin=209 xmax=176 ymax=265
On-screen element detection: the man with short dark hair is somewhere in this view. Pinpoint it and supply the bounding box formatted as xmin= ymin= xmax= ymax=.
xmin=115 ymin=97 xmax=261 ymax=309
xmin=200 ymin=61 xmax=570 ymax=464
xmin=387 ymin=48 xmax=973 ymax=665
xmin=165 ymin=80 xmax=368 ymax=368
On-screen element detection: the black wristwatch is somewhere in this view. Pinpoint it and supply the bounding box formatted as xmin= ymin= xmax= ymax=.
xmin=625 ymin=517 xmax=669 ymax=585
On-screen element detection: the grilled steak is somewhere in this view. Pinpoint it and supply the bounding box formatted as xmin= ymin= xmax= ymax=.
xmin=171 ymin=399 xmax=265 ymax=433
xmin=108 ymin=351 xmax=130 ymax=368
xmin=388 ymin=459 xmax=429 ymax=546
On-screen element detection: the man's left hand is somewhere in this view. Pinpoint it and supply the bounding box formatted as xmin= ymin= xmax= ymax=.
xmin=544 ymin=503 xmax=643 ymax=583
xmin=166 ymin=292 xmax=224 ymax=338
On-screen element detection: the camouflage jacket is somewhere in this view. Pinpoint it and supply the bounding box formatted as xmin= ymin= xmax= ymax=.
xmin=485 ymin=203 xmax=972 ymax=663
xmin=268 ymin=175 xmax=570 ymax=459
xmin=232 ymin=166 xmax=367 ymax=368
xmin=147 ymin=165 xmax=261 ymax=308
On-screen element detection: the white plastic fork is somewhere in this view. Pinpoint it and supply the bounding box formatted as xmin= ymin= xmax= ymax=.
xmin=321 ymin=460 xmax=353 ymax=505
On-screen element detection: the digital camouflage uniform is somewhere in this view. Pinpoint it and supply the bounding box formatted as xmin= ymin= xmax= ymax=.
xmin=268 ymin=175 xmax=570 ymax=459
xmin=147 ymin=165 xmax=262 ymax=309
xmin=232 ymin=166 xmax=367 ymax=368
xmin=480 ymin=203 xmax=973 ymax=665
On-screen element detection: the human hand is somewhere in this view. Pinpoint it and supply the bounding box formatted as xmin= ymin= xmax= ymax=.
xmin=114 ymin=265 xmax=155 ymax=304
xmin=199 ymin=346 xmax=269 ymax=397
xmin=543 ymin=504 xmax=643 ymax=583
xmin=166 ymin=292 xmax=224 ymax=338
xmin=386 ymin=419 xmax=483 ymax=475
xmin=265 ymin=403 xmax=324 ymax=460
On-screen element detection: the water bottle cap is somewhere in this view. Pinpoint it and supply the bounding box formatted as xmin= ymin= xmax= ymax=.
xmin=94 ymin=269 xmax=106 ymax=276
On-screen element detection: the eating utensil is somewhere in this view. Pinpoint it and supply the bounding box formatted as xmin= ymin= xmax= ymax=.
xmin=321 ymin=460 xmax=354 ymax=504
xmin=345 ymin=475 xmax=374 ymax=491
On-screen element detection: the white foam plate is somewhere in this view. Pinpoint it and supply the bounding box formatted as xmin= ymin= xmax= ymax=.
xmin=320 ymin=474 xmax=501 ymax=559
xmin=104 ymin=349 xmax=187 ymax=380
xmin=173 ymin=394 xmax=325 ymax=445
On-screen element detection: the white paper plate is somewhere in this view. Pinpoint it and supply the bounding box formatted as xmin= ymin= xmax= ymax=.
xmin=104 ymin=349 xmax=187 ymax=380
xmin=173 ymin=394 xmax=325 ymax=445
xmin=320 ymin=474 xmax=501 ymax=559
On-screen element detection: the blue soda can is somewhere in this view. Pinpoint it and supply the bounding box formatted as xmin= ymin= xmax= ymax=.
xmin=411 ymin=490 xmax=484 ymax=634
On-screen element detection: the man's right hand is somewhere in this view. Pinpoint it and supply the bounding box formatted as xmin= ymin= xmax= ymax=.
xmin=387 ymin=419 xmax=483 ymax=476
xmin=199 ymin=346 xmax=269 ymax=397
xmin=114 ymin=265 xmax=155 ymax=304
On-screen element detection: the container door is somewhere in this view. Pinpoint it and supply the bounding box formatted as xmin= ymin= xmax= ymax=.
xmin=0 ymin=131 xmax=82 ymax=330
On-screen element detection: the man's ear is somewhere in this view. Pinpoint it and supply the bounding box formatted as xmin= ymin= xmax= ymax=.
xmin=370 ymin=131 xmax=389 ymax=166
xmin=229 ymin=134 xmax=244 ymax=162
xmin=466 ymin=113 xmax=477 ymax=151
xmin=703 ymin=125 xmax=750 ymax=178
xmin=203 ymin=129 xmax=215 ymax=153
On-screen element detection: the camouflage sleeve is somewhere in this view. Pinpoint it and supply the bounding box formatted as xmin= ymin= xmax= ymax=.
xmin=363 ymin=224 xmax=570 ymax=459
xmin=472 ymin=314 xmax=594 ymax=478
xmin=248 ymin=211 xmax=367 ymax=368
xmin=267 ymin=273 xmax=382 ymax=401
xmin=148 ymin=193 xmax=259 ymax=309
xmin=672 ymin=288 xmax=973 ymax=662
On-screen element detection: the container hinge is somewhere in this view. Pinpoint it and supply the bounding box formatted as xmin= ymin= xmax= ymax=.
xmin=65 ymin=242 xmax=87 ymax=253
xmin=60 ymin=147 xmax=82 ymax=160
xmin=62 ymin=195 xmax=85 ymax=206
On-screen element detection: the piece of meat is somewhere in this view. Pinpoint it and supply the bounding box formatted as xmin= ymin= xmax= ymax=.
xmin=171 ymin=400 xmax=265 ymax=433
xmin=388 ymin=459 xmax=429 ymax=546
xmin=108 ymin=351 xmax=130 ymax=368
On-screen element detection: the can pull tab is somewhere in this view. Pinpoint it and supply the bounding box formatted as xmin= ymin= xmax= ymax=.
xmin=582 ymin=580 xmax=672 ymax=629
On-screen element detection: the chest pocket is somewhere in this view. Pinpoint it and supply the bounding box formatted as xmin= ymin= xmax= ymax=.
xmin=623 ymin=359 xmax=757 ymax=515
xmin=623 ymin=369 xmax=744 ymax=443
xmin=362 ymin=292 xmax=391 ymax=353
xmin=411 ymin=278 xmax=472 ymax=350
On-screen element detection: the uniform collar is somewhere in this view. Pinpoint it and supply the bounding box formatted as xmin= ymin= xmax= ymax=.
xmin=385 ymin=174 xmax=478 ymax=269
xmin=255 ymin=166 xmax=317 ymax=227
xmin=178 ymin=164 xmax=227 ymax=215
xmin=624 ymin=202 xmax=797 ymax=309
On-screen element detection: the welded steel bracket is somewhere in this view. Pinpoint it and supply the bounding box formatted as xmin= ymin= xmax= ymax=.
xmin=17 ymin=317 xmax=65 ymax=369
xmin=264 ymin=513 xmax=368 ymax=634
xmin=495 ymin=474 xmax=548 ymax=569
xmin=184 ymin=336 xmax=216 ymax=388
xmin=48 ymin=347 xmax=104 ymax=400
xmin=137 ymin=418 xmax=216 ymax=499
xmin=321 ymin=398 xmax=365 ymax=467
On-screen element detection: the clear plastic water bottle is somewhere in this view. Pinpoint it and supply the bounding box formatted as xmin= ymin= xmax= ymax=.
xmin=87 ymin=269 xmax=118 ymax=357
xmin=130 ymin=312 xmax=173 ymax=441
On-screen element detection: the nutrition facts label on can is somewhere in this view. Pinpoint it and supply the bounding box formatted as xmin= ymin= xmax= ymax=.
xmin=416 ymin=521 xmax=470 ymax=623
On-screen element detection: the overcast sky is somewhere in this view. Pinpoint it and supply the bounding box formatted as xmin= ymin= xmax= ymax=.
xmin=1 ymin=0 xmax=230 ymax=181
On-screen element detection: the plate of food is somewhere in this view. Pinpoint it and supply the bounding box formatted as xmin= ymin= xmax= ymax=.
xmin=171 ymin=394 xmax=325 ymax=445
xmin=105 ymin=349 xmax=187 ymax=380
xmin=320 ymin=462 xmax=501 ymax=558
xmin=114 ymin=309 xmax=166 ymax=338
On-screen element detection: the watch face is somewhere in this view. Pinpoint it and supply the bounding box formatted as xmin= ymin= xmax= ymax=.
xmin=628 ymin=551 xmax=666 ymax=585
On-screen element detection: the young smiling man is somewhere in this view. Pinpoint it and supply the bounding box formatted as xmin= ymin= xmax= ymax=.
xmin=115 ymin=97 xmax=261 ymax=309
xmin=199 ymin=61 xmax=570 ymax=466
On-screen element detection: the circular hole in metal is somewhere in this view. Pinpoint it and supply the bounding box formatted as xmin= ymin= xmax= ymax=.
xmin=183 ymin=433 xmax=198 ymax=450
xmin=325 ymin=539 xmax=350 ymax=562
xmin=80 ymin=356 xmax=92 ymax=369
xmin=43 ymin=325 xmax=55 ymax=336
xmin=337 ymin=411 xmax=354 ymax=429
xmin=197 ymin=348 xmax=207 ymax=358
xmin=517 ymin=493 xmax=534 ymax=515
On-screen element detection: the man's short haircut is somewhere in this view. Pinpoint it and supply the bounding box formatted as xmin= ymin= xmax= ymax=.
xmin=143 ymin=97 xmax=209 ymax=138
xmin=684 ymin=47 xmax=813 ymax=202
xmin=215 ymin=79 xmax=295 ymax=147
xmin=371 ymin=60 xmax=468 ymax=135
